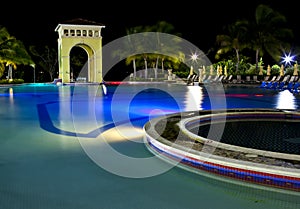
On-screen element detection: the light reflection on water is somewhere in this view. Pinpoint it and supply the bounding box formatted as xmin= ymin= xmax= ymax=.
xmin=276 ymin=89 xmax=298 ymax=110
xmin=184 ymin=85 xmax=204 ymax=111
xmin=0 ymin=83 xmax=299 ymax=209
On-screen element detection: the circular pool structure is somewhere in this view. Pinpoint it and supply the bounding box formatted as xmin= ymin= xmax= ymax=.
xmin=143 ymin=108 xmax=300 ymax=192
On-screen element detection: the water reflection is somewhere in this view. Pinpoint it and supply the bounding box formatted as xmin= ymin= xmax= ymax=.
xmin=184 ymin=85 xmax=204 ymax=111
xmin=276 ymin=90 xmax=297 ymax=110
xmin=9 ymin=87 xmax=13 ymax=104
xmin=1 ymin=83 xmax=300 ymax=209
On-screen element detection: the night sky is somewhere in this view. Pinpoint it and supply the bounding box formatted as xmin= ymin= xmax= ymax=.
xmin=1 ymin=1 xmax=299 ymax=61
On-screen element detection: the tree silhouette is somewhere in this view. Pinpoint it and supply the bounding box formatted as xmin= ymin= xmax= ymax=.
xmin=0 ymin=26 xmax=34 ymax=79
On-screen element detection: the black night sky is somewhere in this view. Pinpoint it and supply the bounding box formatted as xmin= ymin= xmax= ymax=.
xmin=1 ymin=0 xmax=300 ymax=64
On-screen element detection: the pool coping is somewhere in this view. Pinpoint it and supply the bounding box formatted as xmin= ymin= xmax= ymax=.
xmin=143 ymin=109 xmax=300 ymax=192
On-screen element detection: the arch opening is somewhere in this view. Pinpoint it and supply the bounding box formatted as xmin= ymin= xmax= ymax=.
xmin=55 ymin=18 xmax=105 ymax=83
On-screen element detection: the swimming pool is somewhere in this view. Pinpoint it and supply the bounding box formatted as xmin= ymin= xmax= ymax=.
xmin=0 ymin=82 xmax=299 ymax=209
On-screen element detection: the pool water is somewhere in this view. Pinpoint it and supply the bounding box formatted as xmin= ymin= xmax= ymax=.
xmin=0 ymin=83 xmax=299 ymax=209
xmin=191 ymin=120 xmax=300 ymax=154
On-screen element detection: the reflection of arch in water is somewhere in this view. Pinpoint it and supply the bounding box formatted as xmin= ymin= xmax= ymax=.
xmin=55 ymin=18 xmax=105 ymax=83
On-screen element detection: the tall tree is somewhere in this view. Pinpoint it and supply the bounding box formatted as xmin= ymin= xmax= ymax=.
xmin=215 ymin=20 xmax=249 ymax=73
xmin=124 ymin=21 xmax=184 ymax=80
xmin=0 ymin=26 xmax=34 ymax=78
xmin=29 ymin=45 xmax=58 ymax=82
xmin=246 ymin=4 xmax=293 ymax=72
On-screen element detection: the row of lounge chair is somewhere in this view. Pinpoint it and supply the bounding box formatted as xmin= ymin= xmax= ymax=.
xmin=185 ymin=74 xmax=300 ymax=94
xmin=186 ymin=74 xmax=234 ymax=85
xmin=186 ymin=74 xmax=263 ymax=85
xmin=259 ymin=75 xmax=300 ymax=93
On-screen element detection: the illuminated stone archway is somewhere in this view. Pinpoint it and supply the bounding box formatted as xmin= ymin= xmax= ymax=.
xmin=55 ymin=18 xmax=105 ymax=83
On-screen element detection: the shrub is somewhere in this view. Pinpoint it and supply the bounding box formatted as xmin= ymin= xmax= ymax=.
xmin=0 ymin=79 xmax=24 ymax=84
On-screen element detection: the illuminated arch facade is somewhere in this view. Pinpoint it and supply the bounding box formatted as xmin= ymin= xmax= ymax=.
xmin=55 ymin=18 xmax=105 ymax=83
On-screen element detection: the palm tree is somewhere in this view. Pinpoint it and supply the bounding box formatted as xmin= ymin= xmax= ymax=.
xmin=150 ymin=22 xmax=183 ymax=79
xmin=215 ymin=20 xmax=249 ymax=73
xmin=0 ymin=26 xmax=34 ymax=79
xmin=245 ymin=4 xmax=293 ymax=73
xmin=123 ymin=26 xmax=144 ymax=79
xmin=124 ymin=21 xmax=185 ymax=80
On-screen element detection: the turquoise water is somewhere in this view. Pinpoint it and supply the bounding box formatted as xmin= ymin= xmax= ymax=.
xmin=0 ymin=83 xmax=299 ymax=209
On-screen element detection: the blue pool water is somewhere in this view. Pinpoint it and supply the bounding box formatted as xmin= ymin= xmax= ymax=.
xmin=0 ymin=82 xmax=299 ymax=209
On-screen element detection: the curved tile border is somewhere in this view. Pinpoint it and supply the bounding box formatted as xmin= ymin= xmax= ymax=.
xmin=143 ymin=109 xmax=300 ymax=192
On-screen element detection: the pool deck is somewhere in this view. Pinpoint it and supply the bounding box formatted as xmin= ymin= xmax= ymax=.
xmin=143 ymin=109 xmax=300 ymax=193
